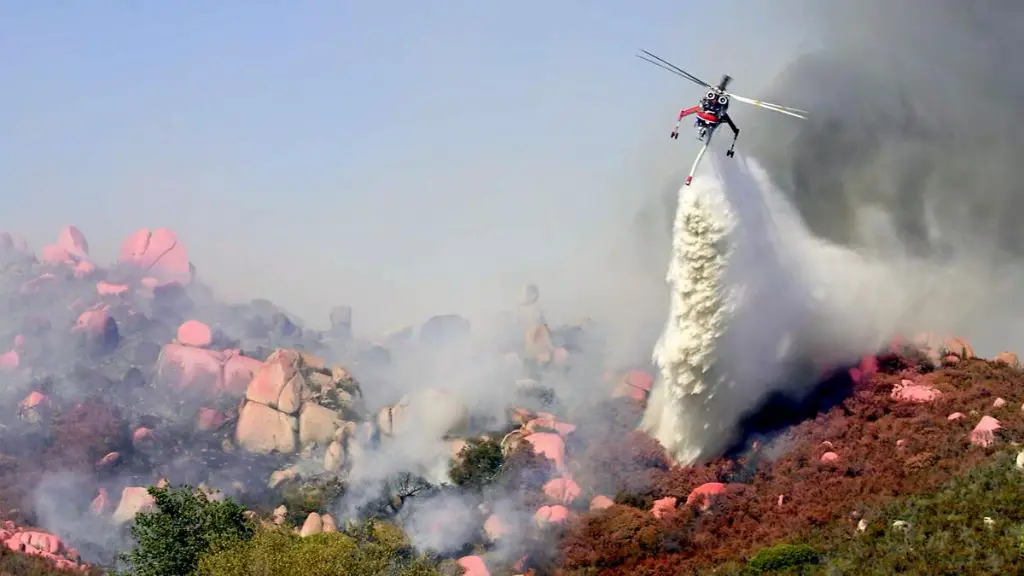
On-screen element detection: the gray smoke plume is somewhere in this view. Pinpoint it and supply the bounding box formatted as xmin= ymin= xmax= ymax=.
xmin=745 ymin=1 xmax=1024 ymax=261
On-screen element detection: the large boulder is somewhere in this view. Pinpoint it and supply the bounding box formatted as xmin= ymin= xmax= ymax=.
xmin=118 ymin=227 xmax=192 ymax=286
xmin=235 ymin=349 xmax=365 ymax=454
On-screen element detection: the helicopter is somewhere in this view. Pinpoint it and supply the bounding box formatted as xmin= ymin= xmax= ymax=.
xmin=637 ymin=49 xmax=809 ymax=186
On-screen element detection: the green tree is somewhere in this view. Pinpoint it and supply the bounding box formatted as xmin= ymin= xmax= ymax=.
xmin=114 ymin=484 xmax=255 ymax=576
xmin=449 ymin=437 xmax=503 ymax=491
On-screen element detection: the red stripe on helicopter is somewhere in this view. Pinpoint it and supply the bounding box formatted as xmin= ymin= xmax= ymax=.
xmin=696 ymin=111 xmax=718 ymax=122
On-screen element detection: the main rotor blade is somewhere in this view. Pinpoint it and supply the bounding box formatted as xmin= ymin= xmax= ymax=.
xmin=635 ymin=54 xmax=708 ymax=88
xmin=637 ymin=50 xmax=712 ymax=88
xmin=727 ymin=93 xmax=809 ymax=119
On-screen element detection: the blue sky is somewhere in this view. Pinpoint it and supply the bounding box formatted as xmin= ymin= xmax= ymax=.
xmin=1 ymin=2 xmax=819 ymax=332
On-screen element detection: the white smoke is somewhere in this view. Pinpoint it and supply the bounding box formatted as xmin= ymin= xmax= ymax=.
xmin=642 ymin=149 xmax=999 ymax=465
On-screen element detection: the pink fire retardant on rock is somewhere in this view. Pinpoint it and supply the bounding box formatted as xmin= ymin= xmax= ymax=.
xmin=177 ymin=320 xmax=213 ymax=348
xmin=97 ymin=281 xmax=130 ymax=296
xmin=39 ymin=225 xmax=91 ymax=267
xmin=590 ymin=495 xmax=614 ymax=510
xmin=651 ymin=496 xmax=678 ymax=519
xmin=483 ymin=514 xmax=509 ymax=540
xmin=543 ymin=477 xmax=581 ymax=504
xmin=0 ymin=521 xmax=85 ymax=571
xmin=73 ymin=304 xmax=113 ymax=336
xmin=534 ymin=504 xmax=569 ymax=526
xmin=457 ymin=555 xmax=491 ymax=576
xmin=820 ymin=452 xmax=840 ymax=464
xmin=970 ymin=415 xmax=1001 ymax=447
xmin=20 ymin=391 xmax=48 ymax=410
xmin=524 ymin=432 xmax=566 ymax=473
xmin=525 ymin=416 xmax=576 ymax=437
xmin=0 ymin=349 xmax=18 ymax=370
xmin=157 ymin=343 xmax=261 ymax=396
xmin=196 ymin=408 xmax=226 ymax=432
xmin=613 ymin=369 xmax=655 ymax=401
xmin=947 ymin=412 xmax=965 ymax=421
xmin=90 ymin=488 xmax=110 ymax=516
xmin=58 ymin=226 xmax=89 ymax=260
xmin=686 ymin=482 xmax=726 ymax=510
xmin=73 ymin=260 xmax=97 ymax=279
xmin=118 ymin=228 xmax=192 ymax=285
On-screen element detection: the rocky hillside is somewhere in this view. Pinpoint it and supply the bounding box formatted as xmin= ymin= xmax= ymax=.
xmin=0 ymin=226 xmax=1021 ymax=575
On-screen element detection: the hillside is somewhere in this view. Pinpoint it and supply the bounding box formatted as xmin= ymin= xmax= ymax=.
xmin=0 ymin=225 xmax=1020 ymax=575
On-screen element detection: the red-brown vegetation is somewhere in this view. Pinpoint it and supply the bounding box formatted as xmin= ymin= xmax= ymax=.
xmin=44 ymin=399 xmax=130 ymax=474
xmin=553 ymin=357 xmax=1024 ymax=574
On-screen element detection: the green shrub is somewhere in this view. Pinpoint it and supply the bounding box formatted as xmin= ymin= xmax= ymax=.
xmin=197 ymin=521 xmax=439 ymax=576
xmin=278 ymin=478 xmax=345 ymax=526
xmin=746 ymin=543 xmax=819 ymax=574
xmin=816 ymin=452 xmax=1024 ymax=575
xmin=114 ymin=484 xmax=255 ymax=576
xmin=449 ymin=437 xmax=503 ymax=491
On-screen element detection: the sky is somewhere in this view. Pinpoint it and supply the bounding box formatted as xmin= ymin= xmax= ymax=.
xmin=0 ymin=1 xmax=820 ymax=334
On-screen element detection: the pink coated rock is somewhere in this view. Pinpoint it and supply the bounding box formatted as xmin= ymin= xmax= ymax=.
xmin=73 ymin=260 xmax=97 ymax=279
xmin=118 ymin=228 xmax=192 ymax=285
xmin=96 ymin=452 xmax=121 ymax=469
xmin=57 ymin=226 xmax=89 ymax=260
xmin=457 ymin=555 xmax=491 ymax=576
xmin=90 ymin=488 xmax=110 ymax=516
xmin=970 ymin=415 xmax=1001 ymax=448
xmin=40 ymin=244 xmax=73 ymax=264
xmin=777 ymin=494 xmax=785 ymax=507
xmin=621 ymin=386 xmax=648 ymax=401
xmin=993 ymin=397 xmax=1007 ymax=409
xmin=890 ymin=380 xmax=941 ymax=403
xmin=158 ymin=343 xmax=225 ymax=392
xmin=686 ymin=482 xmax=726 ymax=510
xmin=223 ymin=352 xmax=262 ymax=396
xmin=896 ymin=439 xmax=907 ymax=448
xmin=524 ymin=432 xmax=566 ymax=473
xmin=73 ymin=304 xmax=112 ymax=335
xmin=132 ymin=427 xmax=154 ymax=448
xmin=542 ymin=477 xmax=581 ymax=504
xmin=820 ymin=451 xmax=840 ymax=464
xmin=157 ymin=345 xmax=259 ymax=397
xmin=623 ymin=370 xmax=654 ymax=392
xmin=9 ymin=530 xmax=64 ymax=555
xmin=0 ymin=525 xmax=86 ymax=571
xmin=534 ymin=504 xmax=569 ymax=526
xmin=177 ymin=320 xmax=212 ymax=348
xmin=525 ymin=417 xmax=576 ymax=437
xmin=483 ymin=514 xmax=509 ymax=540
xmin=196 ymin=408 xmax=226 ymax=432
xmin=97 ymin=281 xmax=130 ymax=296
xmin=0 ymin=349 xmax=18 ymax=370
xmin=651 ymin=496 xmax=678 ymax=519
xmin=590 ymin=495 xmax=614 ymax=510
xmin=20 ymin=273 xmax=57 ymax=295
xmin=20 ymin=391 xmax=49 ymax=410
xmin=947 ymin=412 xmax=966 ymax=421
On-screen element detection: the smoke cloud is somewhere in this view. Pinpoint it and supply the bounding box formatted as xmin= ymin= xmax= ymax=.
xmin=743 ymin=0 xmax=1024 ymax=354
